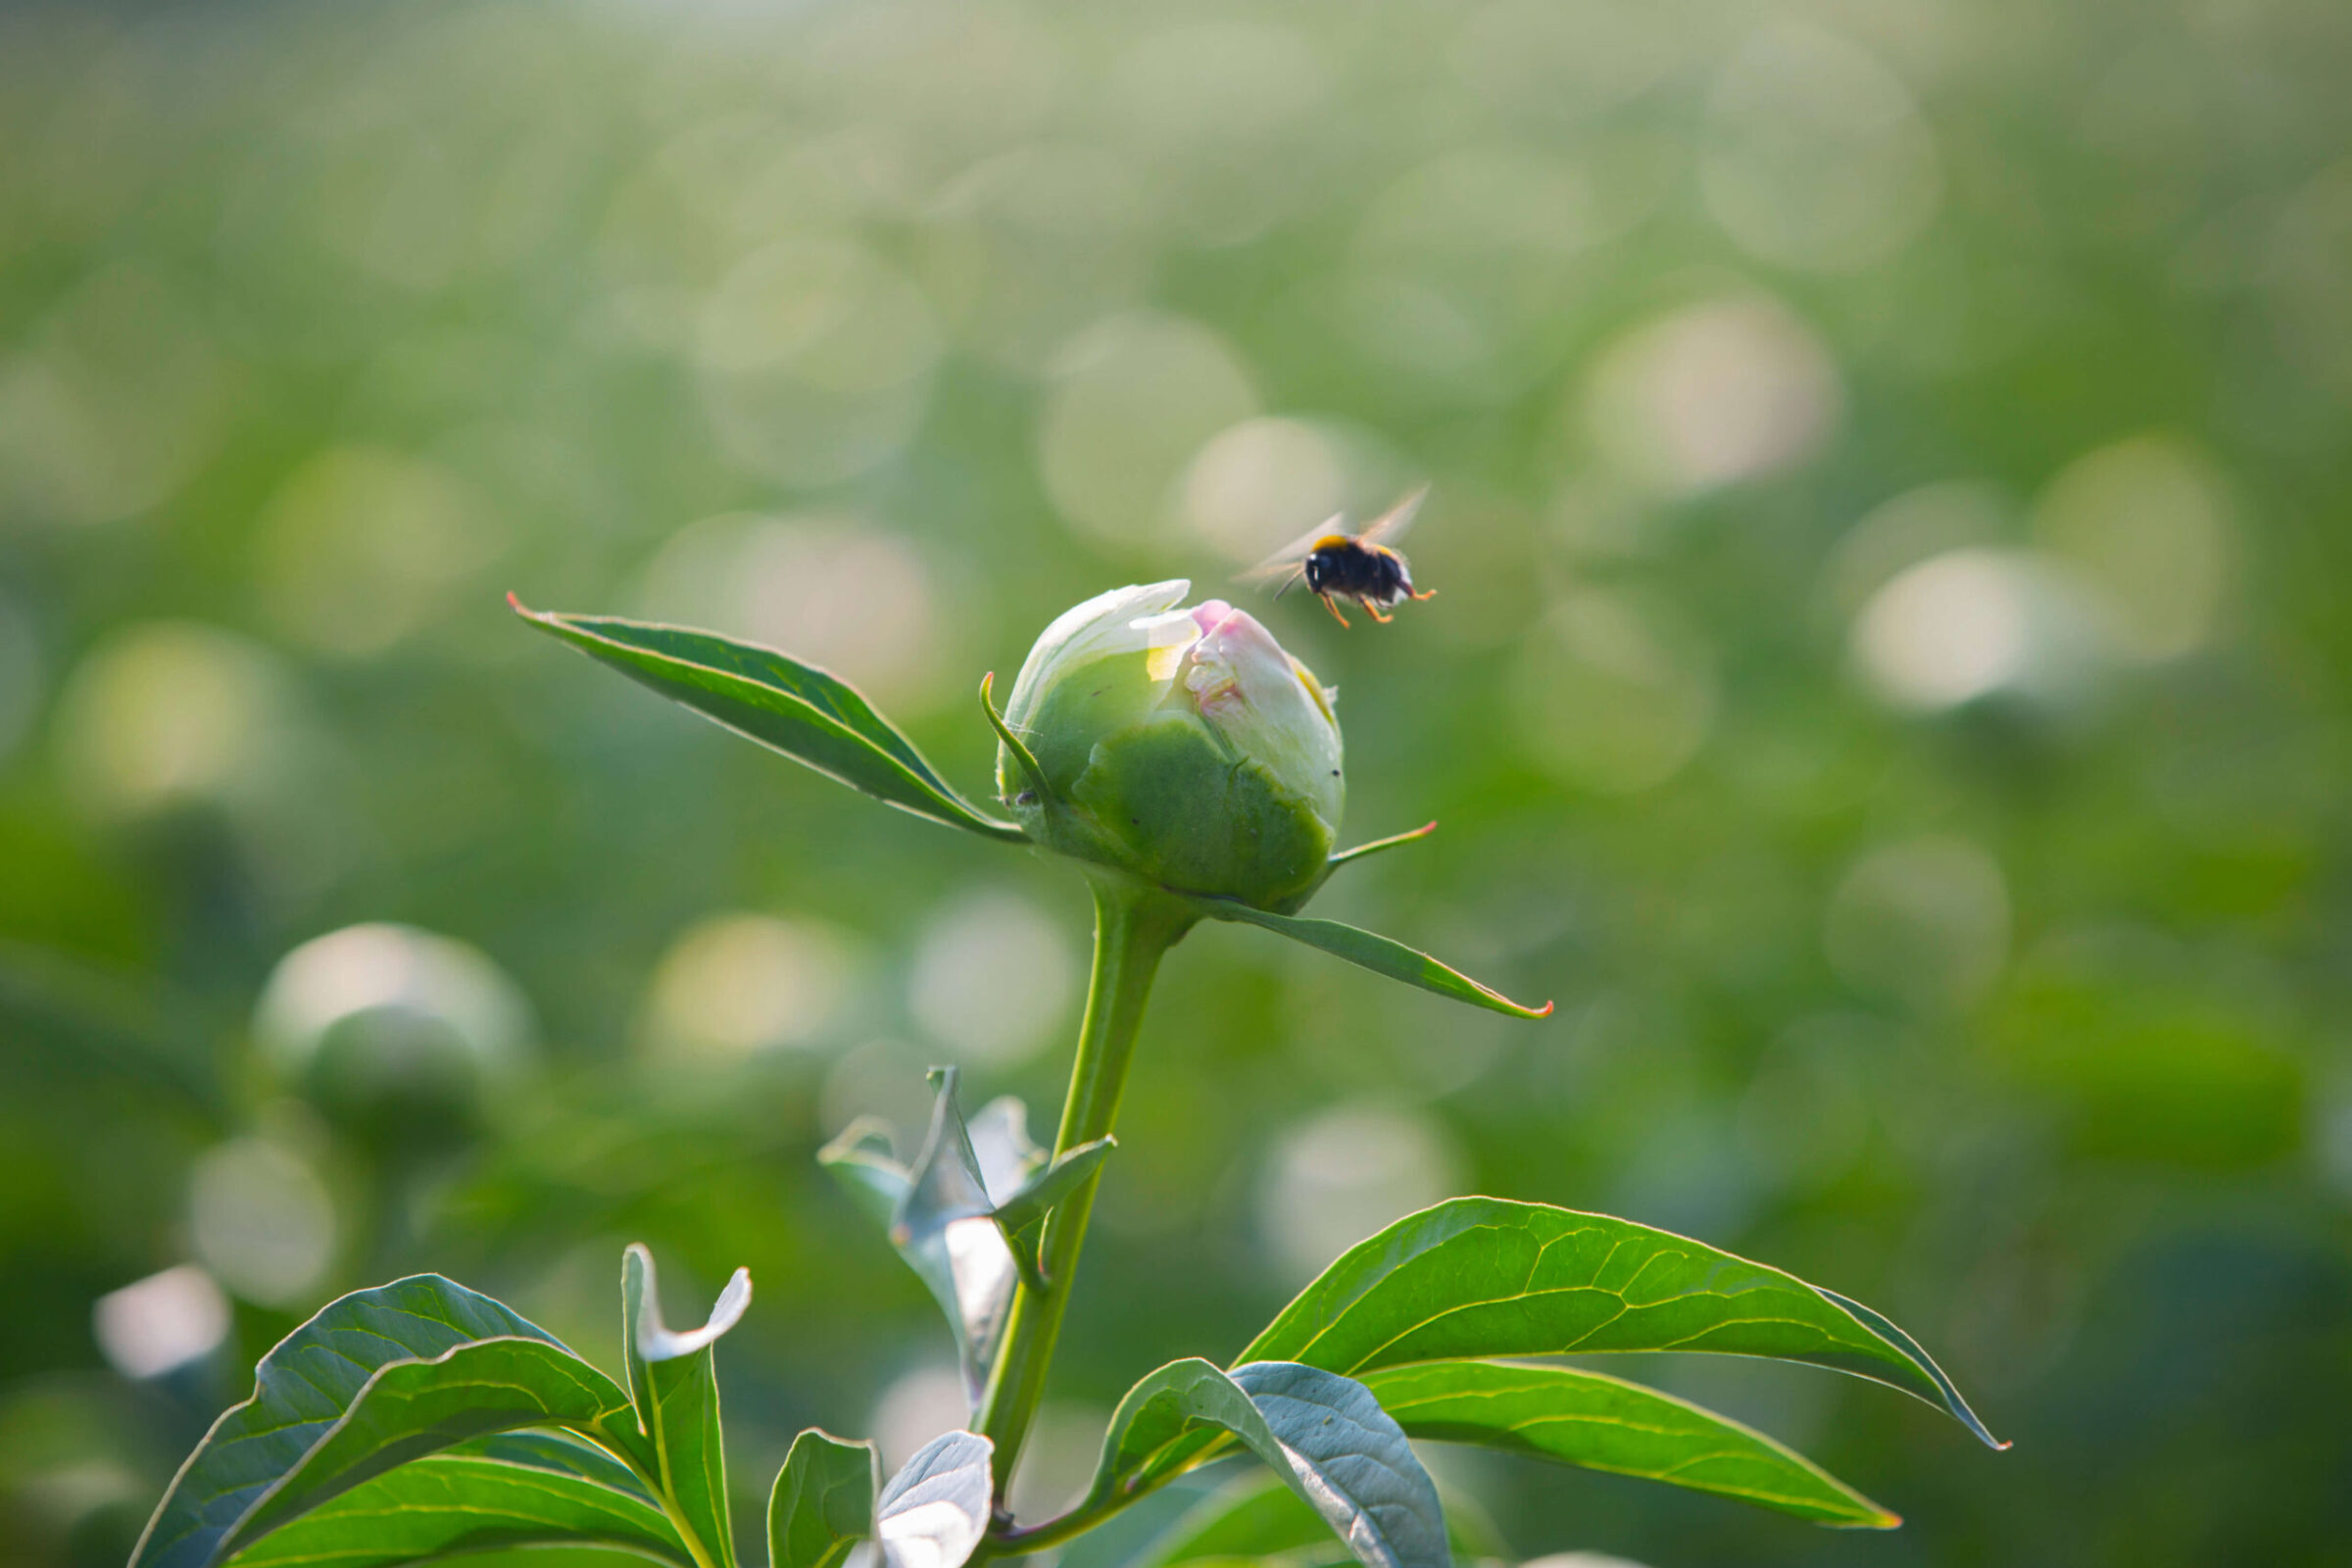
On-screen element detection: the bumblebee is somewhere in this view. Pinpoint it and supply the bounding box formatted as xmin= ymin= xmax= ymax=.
xmin=1245 ymin=486 xmax=1437 ymax=628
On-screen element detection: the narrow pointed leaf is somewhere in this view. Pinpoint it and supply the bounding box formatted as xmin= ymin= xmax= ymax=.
xmin=875 ymin=1431 xmax=992 ymax=1568
xmin=622 ymin=1247 xmax=748 ymax=1568
xmin=1326 ymin=821 xmax=1438 ymax=871
xmin=1239 ymin=1199 xmax=2002 ymax=1448
xmin=220 ymin=1452 xmax=691 ymax=1568
xmin=1081 ymin=1358 xmax=1451 ymax=1568
xmin=768 ymin=1430 xmax=878 ymax=1568
xmin=512 ymin=601 xmax=1024 ymax=843
xmin=1361 ymin=1360 xmax=1898 ymax=1528
xmin=1176 ymin=898 xmax=1551 ymax=1019
xmin=892 ymin=1069 xmax=1020 ymax=1405
xmin=218 ymin=1337 xmax=649 ymax=1558
xmin=990 ymin=1137 xmax=1115 ymax=1242
xmin=132 ymin=1274 xmax=575 ymax=1568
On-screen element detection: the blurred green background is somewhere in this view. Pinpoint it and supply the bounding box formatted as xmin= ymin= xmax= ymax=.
xmin=4 ymin=1 xmax=2350 ymax=1564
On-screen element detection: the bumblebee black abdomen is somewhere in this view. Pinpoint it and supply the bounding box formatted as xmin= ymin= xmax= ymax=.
xmin=1304 ymin=541 xmax=1413 ymax=606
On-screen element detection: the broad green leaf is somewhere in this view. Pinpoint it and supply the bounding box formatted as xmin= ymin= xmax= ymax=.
xmin=767 ymin=1430 xmax=877 ymax=1568
xmin=133 ymin=1274 xmax=574 ymax=1568
xmin=219 ymin=1336 xmax=649 ymax=1558
xmin=1361 ymin=1360 xmax=1898 ymax=1529
xmin=1175 ymin=898 xmax=1551 ymax=1020
xmin=623 ymin=1246 xmax=751 ymax=1568
xmin=512 ymin=601 xmax=1024 ymax=843
xmin=456 ymin=1431 xmax=656 ymax=1500
xmin=1239 ymin=1199 xmax=2002 ymax=1449
xmin=1082 ymin=1359 xmax=1451 ymax=1568
xmin=875 ymin=1431 xmax=993 ymax=1568
xmin=221 ymin=1451 xmax=691 ymax=1568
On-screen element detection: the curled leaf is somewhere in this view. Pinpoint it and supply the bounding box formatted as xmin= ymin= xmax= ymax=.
xmin=876 ymin=1431 xmax=993 ymax=1568
xmin=1079 ymin=1358 xmax=1451 ymax=1568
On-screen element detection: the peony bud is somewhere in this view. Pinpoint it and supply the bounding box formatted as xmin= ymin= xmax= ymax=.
xmin=997 ymin=582 xmax=1343 ymax=911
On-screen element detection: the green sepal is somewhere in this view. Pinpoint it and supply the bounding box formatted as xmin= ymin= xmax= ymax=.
xmin=1174 ymin=895 xmax=1552 ymax=1019
xmin=1325 ymin=820 xmax=1438 ymax=870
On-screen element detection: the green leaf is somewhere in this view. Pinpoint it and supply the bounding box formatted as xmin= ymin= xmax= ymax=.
xmin=1175 ymin=898 xmax=1551 ymax=1020
xmin=1239 ymin=1198 xmax=2003 ymax=1449
xmin=622 ymin=1246 xmax=751 ymax=1568
xmin=875 ymin=1431 xmax=993 ymax=1568
xmin=990 ymin=1137 xmax=1115 ymax=1250
xmin=767 ymin=1430 xmax=878 ymax=1568
xmin=1360 ymin=1360 xmax=1898 ymax=1529
xmin=218 ymin=1336 xmax=650 ymax=1559
xmin=1081 ymin=1359 xmax=1452 ymax=1568
xmin=133 ymin=1274 xmax=577 ymax=1568
xmin=512 ymin=601 xmax=1024 ymax=844
xmin=220 ymin=1450 xmax=692 ymax=1568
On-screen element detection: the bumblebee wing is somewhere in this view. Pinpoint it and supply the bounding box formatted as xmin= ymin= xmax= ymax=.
xmin=1239 ymin=514 xmax=1346 ymax=584
xmin=1354 ymin=484 xmax=1431 ymax=549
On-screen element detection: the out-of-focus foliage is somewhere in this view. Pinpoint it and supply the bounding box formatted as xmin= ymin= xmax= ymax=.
xmin=2 ymin=1 xmax=2348 ymax=1565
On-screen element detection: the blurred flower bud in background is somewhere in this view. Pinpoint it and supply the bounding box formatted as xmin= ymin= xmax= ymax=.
xmin=998 ymin=581 xmax=1343 ymax=910
xmin=254 ymin=923 xmax=534 ymax=1152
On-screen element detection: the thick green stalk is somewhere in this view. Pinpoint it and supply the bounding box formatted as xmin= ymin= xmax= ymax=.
xmin=976 ymin=874 xmax=1191 ymax=1514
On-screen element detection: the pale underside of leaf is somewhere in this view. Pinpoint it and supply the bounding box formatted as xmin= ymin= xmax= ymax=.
xmin=1083 ymin=1359 xmax=1451 ymax=1568
xmin=874 ymin=1430 xmax=993 ymax=1568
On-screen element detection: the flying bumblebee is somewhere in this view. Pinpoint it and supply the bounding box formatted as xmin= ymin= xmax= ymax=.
xmin=1244 ymin=486 xmax=1437 ymax=628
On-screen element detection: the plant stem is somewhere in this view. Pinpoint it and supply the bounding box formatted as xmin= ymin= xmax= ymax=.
xmin=976 ymin=873 xmax=1192 ymax=1515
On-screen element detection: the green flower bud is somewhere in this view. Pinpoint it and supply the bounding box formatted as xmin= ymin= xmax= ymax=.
xmin=998 ymin=582 xmax=1344 ymax=911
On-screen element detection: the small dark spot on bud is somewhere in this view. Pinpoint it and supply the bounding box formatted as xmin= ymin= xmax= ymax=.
xmin=1130 ymin=816 xmax=1142 ymax=826
xmin=1330 ymin=769 xmax=1340 ymax=776
xmin=1015 ymin=790 xmax=1038 ymax=807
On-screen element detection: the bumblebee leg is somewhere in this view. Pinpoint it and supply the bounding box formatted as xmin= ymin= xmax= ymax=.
xmin=1366 ymin=601 xmax=1393 ymax=624
xmin=1321 ymin=594 xmax=1351 ymax=628
xmin=1411 ymin=587 xmax=1438 ymax=601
